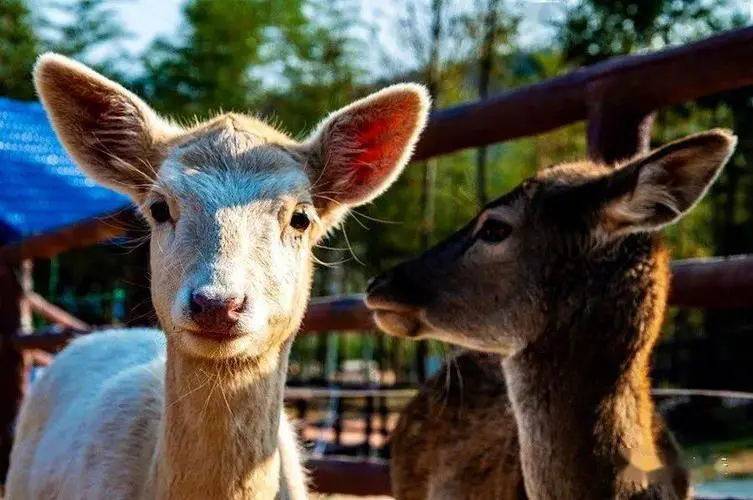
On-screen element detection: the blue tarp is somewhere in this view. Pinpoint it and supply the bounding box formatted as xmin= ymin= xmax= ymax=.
xmin=0 ymin=97 xmax=129 ymax=244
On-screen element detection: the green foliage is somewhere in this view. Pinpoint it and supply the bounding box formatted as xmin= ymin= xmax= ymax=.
xmin=41 ymin=0 xmax=128 ymax=75
xmin=0 ymin=0 xmax=38 ymax=100
xmin=262 ymin=0 xmax=364 ymax=135
xmin=558 ymin=0 xmax=737 ymax=65
xmin=454 ymin=0 xmax=519 ymax=87
xmin=139 ymin=0 xmax=309 ymax=119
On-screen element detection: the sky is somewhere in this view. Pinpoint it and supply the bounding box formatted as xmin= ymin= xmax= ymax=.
xmin=32 ymin=0 xmax=751 ymax=79
xmin=34 ymin=0 xmax=572 ymax=77
xmin=116 ymin=0 xmax=184 ymax=55
xmin=111 ymin=0 xmax=570 ymax=53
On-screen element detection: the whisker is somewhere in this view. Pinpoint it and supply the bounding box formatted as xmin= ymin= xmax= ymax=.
xmin=340 ymin=225 xmax=364 ymax=266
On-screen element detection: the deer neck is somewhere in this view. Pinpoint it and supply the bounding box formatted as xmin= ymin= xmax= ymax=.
xmin=503 ymin=240 xmax=671 ymax=500
xmin=153 ymin=339 xmax=292 ymax=500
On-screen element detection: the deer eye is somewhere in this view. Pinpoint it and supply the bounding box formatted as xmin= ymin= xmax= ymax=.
xmin=149 ymin=200 xmax=172 ymax=224
xmin=477 ymin=219 xmax=512 ymax=244
xmin=290 ymin=210 xmax=310 ymax=232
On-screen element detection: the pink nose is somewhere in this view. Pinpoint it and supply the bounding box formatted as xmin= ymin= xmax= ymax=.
xmin=189 ymin=290 xmax=247 ymax=332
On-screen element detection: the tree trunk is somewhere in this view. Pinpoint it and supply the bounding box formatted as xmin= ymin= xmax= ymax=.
xmin=475 ymin=0 xmax=500 ymax=206
xmin=587 ymin=100 xmax=654 ymax=164
xmin=415 ymin=0 xmax=445 ymax=383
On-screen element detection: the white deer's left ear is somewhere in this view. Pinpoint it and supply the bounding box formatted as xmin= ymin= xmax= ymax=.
xmin=304 ymin=83 xmax=430 ymax=223
xmin=33 ymin=53 xmax=179 ymax=202
xmin=603 ymin=129 xmax=736 ymax=234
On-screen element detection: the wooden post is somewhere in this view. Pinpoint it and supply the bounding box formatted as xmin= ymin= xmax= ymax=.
xmin=19 ymin=260 xmax=33 ymax=334
xmin=333 ymin=396 xmax=343 ymax=449
xmin=295 ymin=398 xmax=308 ymax=422
xmin=0 ymin=263 xmax=25 ymax=484
xmin=364 ymin=395 xmax=374 ymax=455
xmin=378 ymin=395 xmax=390 ymax=458
xmin=376 ymin=334 xmax=391 ymax=456
xmin=587 ymin=90 xmax=655 ymax=164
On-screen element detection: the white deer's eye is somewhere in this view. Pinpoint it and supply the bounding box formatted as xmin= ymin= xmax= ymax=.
xmin=149 ymin=201 xmax=172 ymax=224
xmin=290 ymin=210 xmax=310 ymax=232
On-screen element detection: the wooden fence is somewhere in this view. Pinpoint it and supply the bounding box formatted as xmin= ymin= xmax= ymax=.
xmin=3 ymin=25 xmax=753 ymax=496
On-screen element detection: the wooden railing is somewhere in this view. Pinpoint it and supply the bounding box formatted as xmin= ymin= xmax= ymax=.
xmin=3 ymin=26 xmax=753 ymax=495
xmin=413 ymin=25 xmax=753 ymax=163
xmin=11 ymin=253 xmax=753 ymax=355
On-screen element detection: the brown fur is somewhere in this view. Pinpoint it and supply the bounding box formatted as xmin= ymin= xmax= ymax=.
xmin=368 ymin=130 xmax=736 ymax=499
xmin=391 ymin=351 xmax=525 ymax=500
xmin=394 ymin=348 xmax=686 ymax=500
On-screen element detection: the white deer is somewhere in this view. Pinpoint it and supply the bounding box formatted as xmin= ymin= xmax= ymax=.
xmin=6 ymin=54 xmax=429 ymax=500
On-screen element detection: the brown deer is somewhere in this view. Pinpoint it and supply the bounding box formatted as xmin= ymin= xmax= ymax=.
xmin=6 ymin=54 xmax=429 ymax=499
xmin=366 ymin=130 xmax=736 ymax=500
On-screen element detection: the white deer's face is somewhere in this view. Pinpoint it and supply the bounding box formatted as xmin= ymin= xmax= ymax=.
xmin=33 ymin=53 xmax=430 ymax=361
xmin=147 ymin=133 xmax=320 ymax=359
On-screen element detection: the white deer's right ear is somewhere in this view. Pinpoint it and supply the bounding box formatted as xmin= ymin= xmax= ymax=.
xmin=304 ymin=83 xmax=430 ymax=226
xmin=602 ymin=129 xmax=736 ymax=235
xmin=33 ymin=53 xmax=179 ymax=201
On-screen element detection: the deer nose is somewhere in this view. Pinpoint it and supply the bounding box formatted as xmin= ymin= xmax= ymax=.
xmin=366 ymin=264 xmax=431 ymax=307
xmin=366 ymin=272 xmax=392 ymax=294
xmin=189 ymin=290 xmax=247 ymax=332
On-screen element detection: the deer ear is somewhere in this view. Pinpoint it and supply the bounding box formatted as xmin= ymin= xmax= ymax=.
xmin=602 ymin=129 xmax=736 ymax=235
xmin=33 ymin=53 xmax=178 ymax=202
xmin=304 ymin=83 xmax=430 ymax=223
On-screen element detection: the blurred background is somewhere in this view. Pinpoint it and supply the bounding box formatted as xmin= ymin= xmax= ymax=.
xmin=2 ymin=0 xmax=753 ymax=496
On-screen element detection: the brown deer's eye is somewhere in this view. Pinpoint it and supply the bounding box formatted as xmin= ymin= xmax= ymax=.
xmin=150 ymin=201 xmax=171 ymax=223
xmin=290 ymin=210 xmax=310 ymax=232
xmin=478 ymin=219 xmax=512 ymax=244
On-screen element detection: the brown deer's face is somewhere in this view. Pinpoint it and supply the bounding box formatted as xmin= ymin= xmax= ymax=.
xmin=34 ymin=53 xmax=429 ymax=361
xmin=367 ymin=131 xmax=736 ymax=354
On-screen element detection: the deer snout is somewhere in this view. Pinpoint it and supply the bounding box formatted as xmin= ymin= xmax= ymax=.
xmin=366 ymin=273 xmax=390 ymax=295
xmin=189 ymin=289 xmax=248 ymax=334
xmin=365 ymin=270 xmax=399 ymax=306
xmin=366 ymin=264 xmax=430 ymax=310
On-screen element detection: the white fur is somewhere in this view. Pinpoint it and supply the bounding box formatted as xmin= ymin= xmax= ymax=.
xmin=6 ymin=330 xmax=305 ymax=499
xmin=6 ymin=329 xmax=306 ymax=500
xmin=11 ymin=53 xmax=429 ymax=500
xmin=8 ymin=330 xmax=164 ymax=499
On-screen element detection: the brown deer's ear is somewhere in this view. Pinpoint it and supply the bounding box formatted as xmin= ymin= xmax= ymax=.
xmin=304 ymin=83 xmax=430 ymax=224
xmin=33 ymin=53 xmax=179 ymax=201
xmin=602 ymin=129 xmax=736 ymax=235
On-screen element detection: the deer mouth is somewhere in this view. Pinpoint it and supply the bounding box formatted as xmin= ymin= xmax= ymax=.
xmin=183 ymin=327 xmax=248 ymax=342
xmin=365 ymin=295 xmax=424 ymax=338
